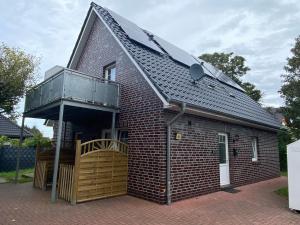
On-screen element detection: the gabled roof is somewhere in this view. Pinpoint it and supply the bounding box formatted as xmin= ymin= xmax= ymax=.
xmin=69 ymin=3 xmax=281 ymax=130
xmin=0 ymin=115 xmax=32 ymax=138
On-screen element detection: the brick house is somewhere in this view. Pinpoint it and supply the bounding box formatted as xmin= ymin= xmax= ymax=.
xmin=24 ymin=2 xmax=280 ymax=204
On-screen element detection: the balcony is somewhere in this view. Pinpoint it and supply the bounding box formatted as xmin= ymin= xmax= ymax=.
xmin=24 ymin=67 xmax=120 ymax=120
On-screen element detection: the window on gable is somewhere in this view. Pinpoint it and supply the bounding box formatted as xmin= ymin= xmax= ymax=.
xmin=251 ymin=137 xmax=258 ymax=162
xmin=103 ymin=63 xmax=116 ymax=81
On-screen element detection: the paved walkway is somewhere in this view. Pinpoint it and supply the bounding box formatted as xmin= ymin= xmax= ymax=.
xmin=0 ymin=177 xmax=299 ymax=225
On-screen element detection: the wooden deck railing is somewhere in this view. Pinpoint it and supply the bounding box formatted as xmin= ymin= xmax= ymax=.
xmin=57 ymin=164 xmax=74 ymax=202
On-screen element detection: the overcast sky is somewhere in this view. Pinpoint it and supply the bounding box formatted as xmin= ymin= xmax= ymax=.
xmin=1 ymin=0 xmax=299 ymax=137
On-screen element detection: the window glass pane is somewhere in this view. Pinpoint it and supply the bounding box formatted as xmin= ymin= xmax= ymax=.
xmin=103 ymin=63 xmax=116 ymax=81
xmin=251 ymin=137 xmax=258 ymax=160
xmin=110 ymin=67 xmax=116 ymax=81
xmin=219 ymin=142 xmax=226 ymax=164
xmin=251 ymin=139 xmax=255 ymax=158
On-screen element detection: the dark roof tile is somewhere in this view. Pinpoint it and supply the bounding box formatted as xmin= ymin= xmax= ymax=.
xmin=0 ymin=115 xmax=33 ymax=138
xmin=92 ymin=3 xmax=280 ymax=129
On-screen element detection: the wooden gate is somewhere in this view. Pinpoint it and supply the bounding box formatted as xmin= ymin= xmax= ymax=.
xmin=58 ymin=164 xmax=74 ymax=202
xmin=33 ymin=160 xmax=48 ymax=190
xmin=71 ymin=139 xmax=128 ymax=204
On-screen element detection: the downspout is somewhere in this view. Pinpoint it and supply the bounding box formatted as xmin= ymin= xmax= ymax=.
xmin=166 ymin=102 xmax=186 ymax=205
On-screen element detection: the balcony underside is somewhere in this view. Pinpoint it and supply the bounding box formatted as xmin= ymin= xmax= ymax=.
xmin=24 ymin=99 xmax=118 ymax=121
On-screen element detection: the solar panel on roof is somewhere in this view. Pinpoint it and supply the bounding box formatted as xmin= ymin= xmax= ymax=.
xmin=194 ymin=57 xmax=217 ymax=78
xmin=217 ymin=73 xmax=244 ymax=91
xmin=153 ymin=35 xmax=199 ymax=66
xmin=106 ymin=8 xmax=164 ymax=54
xmin=195 ymin=57 xmax=244 ymax=91
xmin=105 ymin=8 xmax=244 ymax=92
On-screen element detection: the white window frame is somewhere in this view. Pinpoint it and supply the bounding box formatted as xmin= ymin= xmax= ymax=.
xmin=218 ymin=133 xmax=229 ymax=165
xmin=103 ymin=63 xmax=116 ymax=81
xmin=251 ymin=137 xmax=258 ymax=162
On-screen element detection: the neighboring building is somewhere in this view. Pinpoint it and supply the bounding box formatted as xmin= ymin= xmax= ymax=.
xmin=0 ymin=114 xmax=32 ymax=139
xmin=265 ymin=107 xmax=287 ymax=126
xmin=24 ymin=2 xmax=281 ymax=204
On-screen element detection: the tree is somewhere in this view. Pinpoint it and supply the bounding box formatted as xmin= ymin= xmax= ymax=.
xmin=199 ymin=52 xmax=262 ymax=102
xmin=277 ymin=128 xmax=292 ymax=171
xmin=24 ymin=125 xmax=42 ymax=136
xmin=0 ymin=43 xmax=39 ymax=118
xmin=23 ymin=126 xmax=51 ymax=147
xmin=242 ymin=82 xmax=262 ymax=102
xmin=280 ymin=36 xmax=300 ymax=139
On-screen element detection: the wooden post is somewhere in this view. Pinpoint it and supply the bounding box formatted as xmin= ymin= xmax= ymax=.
xmin=33 ymin=145 xmax=40 ymax=188
xmin=15 ymin=116 xmax=25 ymax=183
xmin=71 ymin=140 xmax=81 ymax=205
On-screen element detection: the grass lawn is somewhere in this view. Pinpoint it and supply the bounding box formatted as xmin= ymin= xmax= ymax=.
xmin=276 ymin=171 xmax=288 ymax=198
xmin=276 ymin=187 xmax=288 ymax=198
xmin=0 ymin=168 xmax=34 ymax=183
xmin=281 ymin=171 xmax=288 ymax=177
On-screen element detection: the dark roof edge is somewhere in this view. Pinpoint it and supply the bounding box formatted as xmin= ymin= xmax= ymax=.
xmin=167 ymin=100 xmax=281 ymax=131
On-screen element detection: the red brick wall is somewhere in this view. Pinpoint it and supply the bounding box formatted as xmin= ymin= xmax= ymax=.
xmin=75 ymin=17 xmax=167 ymax=203
xmin=168 ymin=113 xmax=280 ymax=202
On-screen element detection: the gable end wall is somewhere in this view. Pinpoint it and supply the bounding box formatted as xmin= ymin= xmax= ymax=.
xmin=74 ymin=17 xmax=167 ymax=203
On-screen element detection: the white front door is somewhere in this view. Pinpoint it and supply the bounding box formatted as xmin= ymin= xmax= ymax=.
xmin=218 ymin=133 xmax=230 ymax=186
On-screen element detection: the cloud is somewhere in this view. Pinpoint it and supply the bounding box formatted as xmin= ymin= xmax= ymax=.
xmin=1 ymin=0 xmax=299 ymax=136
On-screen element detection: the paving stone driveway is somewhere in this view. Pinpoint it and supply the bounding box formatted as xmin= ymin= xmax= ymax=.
xmin=0 ymin=176 xmax=299 ymax=225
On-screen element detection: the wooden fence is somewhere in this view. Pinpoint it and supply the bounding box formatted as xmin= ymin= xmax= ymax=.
xmin=33 ymin=146 xmax=74 ymax=190
xmin=72 ymin=139 xmax=128 ymax=204
xmin=57 ymin=164 xmax=74 ymax=202
xmin=33 ymin=139 xmax=128 ymax=204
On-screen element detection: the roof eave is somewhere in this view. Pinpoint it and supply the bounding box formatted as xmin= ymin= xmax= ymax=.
xmin=166 ymin=101 xmax=281 ymax=132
